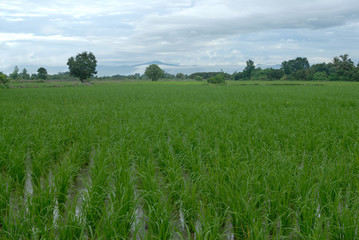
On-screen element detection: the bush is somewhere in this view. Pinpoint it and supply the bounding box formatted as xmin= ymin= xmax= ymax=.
xmin=207 ymin=74 xmax=226 ymax=84
xmin=0 ymin=72 xmax=10 ymax=88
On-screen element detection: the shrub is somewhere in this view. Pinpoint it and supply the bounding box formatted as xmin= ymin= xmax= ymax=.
xmin=207 ymin=74 xmax=225 ymax=84
xmin=0 ymin=72 xmax=10 ymax=88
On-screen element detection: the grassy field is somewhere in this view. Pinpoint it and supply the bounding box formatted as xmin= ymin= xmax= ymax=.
xmin=1 ymin=81 xmax=359 ymax=239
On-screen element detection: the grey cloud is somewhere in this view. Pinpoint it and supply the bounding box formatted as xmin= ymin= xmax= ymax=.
xmin=1 ymin=0 xmax=359 ymax=74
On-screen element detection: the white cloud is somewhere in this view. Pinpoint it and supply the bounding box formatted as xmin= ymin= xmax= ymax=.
xmin=0 ymin=33 xmax=86 ymax=43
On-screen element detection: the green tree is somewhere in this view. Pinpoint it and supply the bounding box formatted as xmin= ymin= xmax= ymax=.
xmin=9 ymin=66 xmax=19 ymax=80
xmin=20 ymin=68 xmax=30 ymax=80
xmin=311 ymin=63 xmax=330 ymax=75
xmin=176 ymin=73 xmax=185 ymax=79
xmin=266 ymin=68 xmax=284 ymax=80
xmin=331 ymin=54 xmax=355 ymax=81
xmin=333 ymin=54 xmax=354 ymax=71
xmin=37 ymin=67 xmax=48 ymax=80
xmin=144 ymin=64 xmax=165 ymax=81
xmin=67 ymin=52 xmax=97 ymax=83
xmin=30 ymin=74 xmax=37 ymax=80
xmin=242 ymin=60 xmax=255 ymax=79
xmin=281 ymin=57 xmax=310 ymax=75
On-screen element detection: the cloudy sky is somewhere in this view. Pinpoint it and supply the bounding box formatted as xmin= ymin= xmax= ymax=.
xmin=1 ymin=0 xmax=359 ymax=75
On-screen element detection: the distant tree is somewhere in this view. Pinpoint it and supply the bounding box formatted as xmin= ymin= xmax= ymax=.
xmin=9 ymin=66 xmax=19 ymax=80
xmin=266 ymin=68 xmax=284 ymax=80
xmin=195 ymin=76 xmax=203 ymax=81
xmin=333 ymin=54 xmax=354 ymax=71
xmin=311 ymin=63 xmax=330 ymax=75
xmin=164 ymin=72 xmax=175 ymax=79
xmin=233 ymin=72 xmax=243 ymax=80
xmin=20 ymin=68 xmax=30 ymax=80
xmin=37 ymin=67 xmax=48 ymax=80
xmin=67 ymin=51 xmax=97 ymax=83
xmin=0 ymin=72 xmax=10 ymax=87
xmin=30 ymin=74 xmax=37 ymax=80
xmin=176 ymin=73 xmax=185 ymax=79
xmin=281 ymin=57 xmax=310 ymax=75
xmin=242 ymin=60 xmax=255 ymax=79
xmin=291 ymin=69 xmax=311 ymax=80
xmin=331 ymin=54 xmax=355 ymax=81
xmin=144 ymin=64 xmax=165 ymax=81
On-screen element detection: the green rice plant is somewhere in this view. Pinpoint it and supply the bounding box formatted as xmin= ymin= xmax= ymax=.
xmin=100 ymin=151 xmax=137 ymax=239
xmin=3 ymin=182 xmax=56 ymax=239
xmin=195 ymin=203 xmax=228 ymax=240
xmin=180 ymin=179 xmax=200 ymax=234
xmin=0 ymin=173 xmax=12 ymax=237
xmin=6 ymin=147 xmax=27 ymax=189
xmin=53 ymin=145 xmax=83 ymax=214
xmin=82 ymin=148 xmax=111 ymax=237
xmin=2 ymin=205 xmax=29 ymax=239
xmin=136 ymin=156 xmax=174 ymax=239
xmin=26 ymin=183 xmax=56 ymax=238
xmin=57 ymin=195 xmax=86 ymax=240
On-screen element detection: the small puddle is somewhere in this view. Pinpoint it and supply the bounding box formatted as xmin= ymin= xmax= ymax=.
xmin=179 ymin=209 xmax=185 ymax=230
xmin=132 ymin=189 xmax=146 ymax=239
xmin=24 ymin=162 xmax=33 ymax=215
xmin=225 ymin=221 xmax=235 ymax=240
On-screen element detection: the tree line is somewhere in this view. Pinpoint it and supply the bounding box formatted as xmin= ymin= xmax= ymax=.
xmin=1 ymin=53 xmax=359 ymax=86
xmin=231 ymin=54 xmax=359 ymax=82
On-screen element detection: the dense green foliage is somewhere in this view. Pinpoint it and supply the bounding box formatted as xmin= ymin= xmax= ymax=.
xmin=281 ymin=57 xmax=310 ymax=75
xmin=67 ymin=52 xmax=97 ymax=83
xmin=9 ymin=66 xmax=19 ymax=80
xmin=207 ymin=73 xmax=226 ymax=84
xmin=234 ymin=54 xmax=359 ymax=81
xmin=189 ymin=71 xmax=231 ymax=80
xmin=144 ymin=64 xmax=165 ymax=81
xmin=20 ymin=68 xmax=30 ymax=80
xmin=37 ymin=67 xmax=48 ymax=80
xmin=1 ymin=82 xmax=359 ymax=239
xmin=0 ymin=72 xmax=9 ymax=88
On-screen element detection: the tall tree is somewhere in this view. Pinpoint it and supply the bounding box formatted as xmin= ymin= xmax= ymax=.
xmin=332 ymin=54 xmax=355 ymax=80
xmin=67 ymin=52 xmax=97 ymax=83
xmin=338 ymin=54 xmax=354 ymax=71
xmin=144 ymin=64 xmax=165 ymax=81
xmin=21 ymin=68 xmax=30 ymax=80
xmin=281 ymin=57 xmax=310 ymax=75
xmin=242 ymin=60 xmax=255 ymax=79
xmin=37 ymin=67 xmax=48 ymax=80
xmin=9 ymin=66 xmax=19 ymax=80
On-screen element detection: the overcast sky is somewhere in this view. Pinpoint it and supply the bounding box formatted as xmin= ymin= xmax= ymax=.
xmin=1 ymin=0 xmax=359 ymax=75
